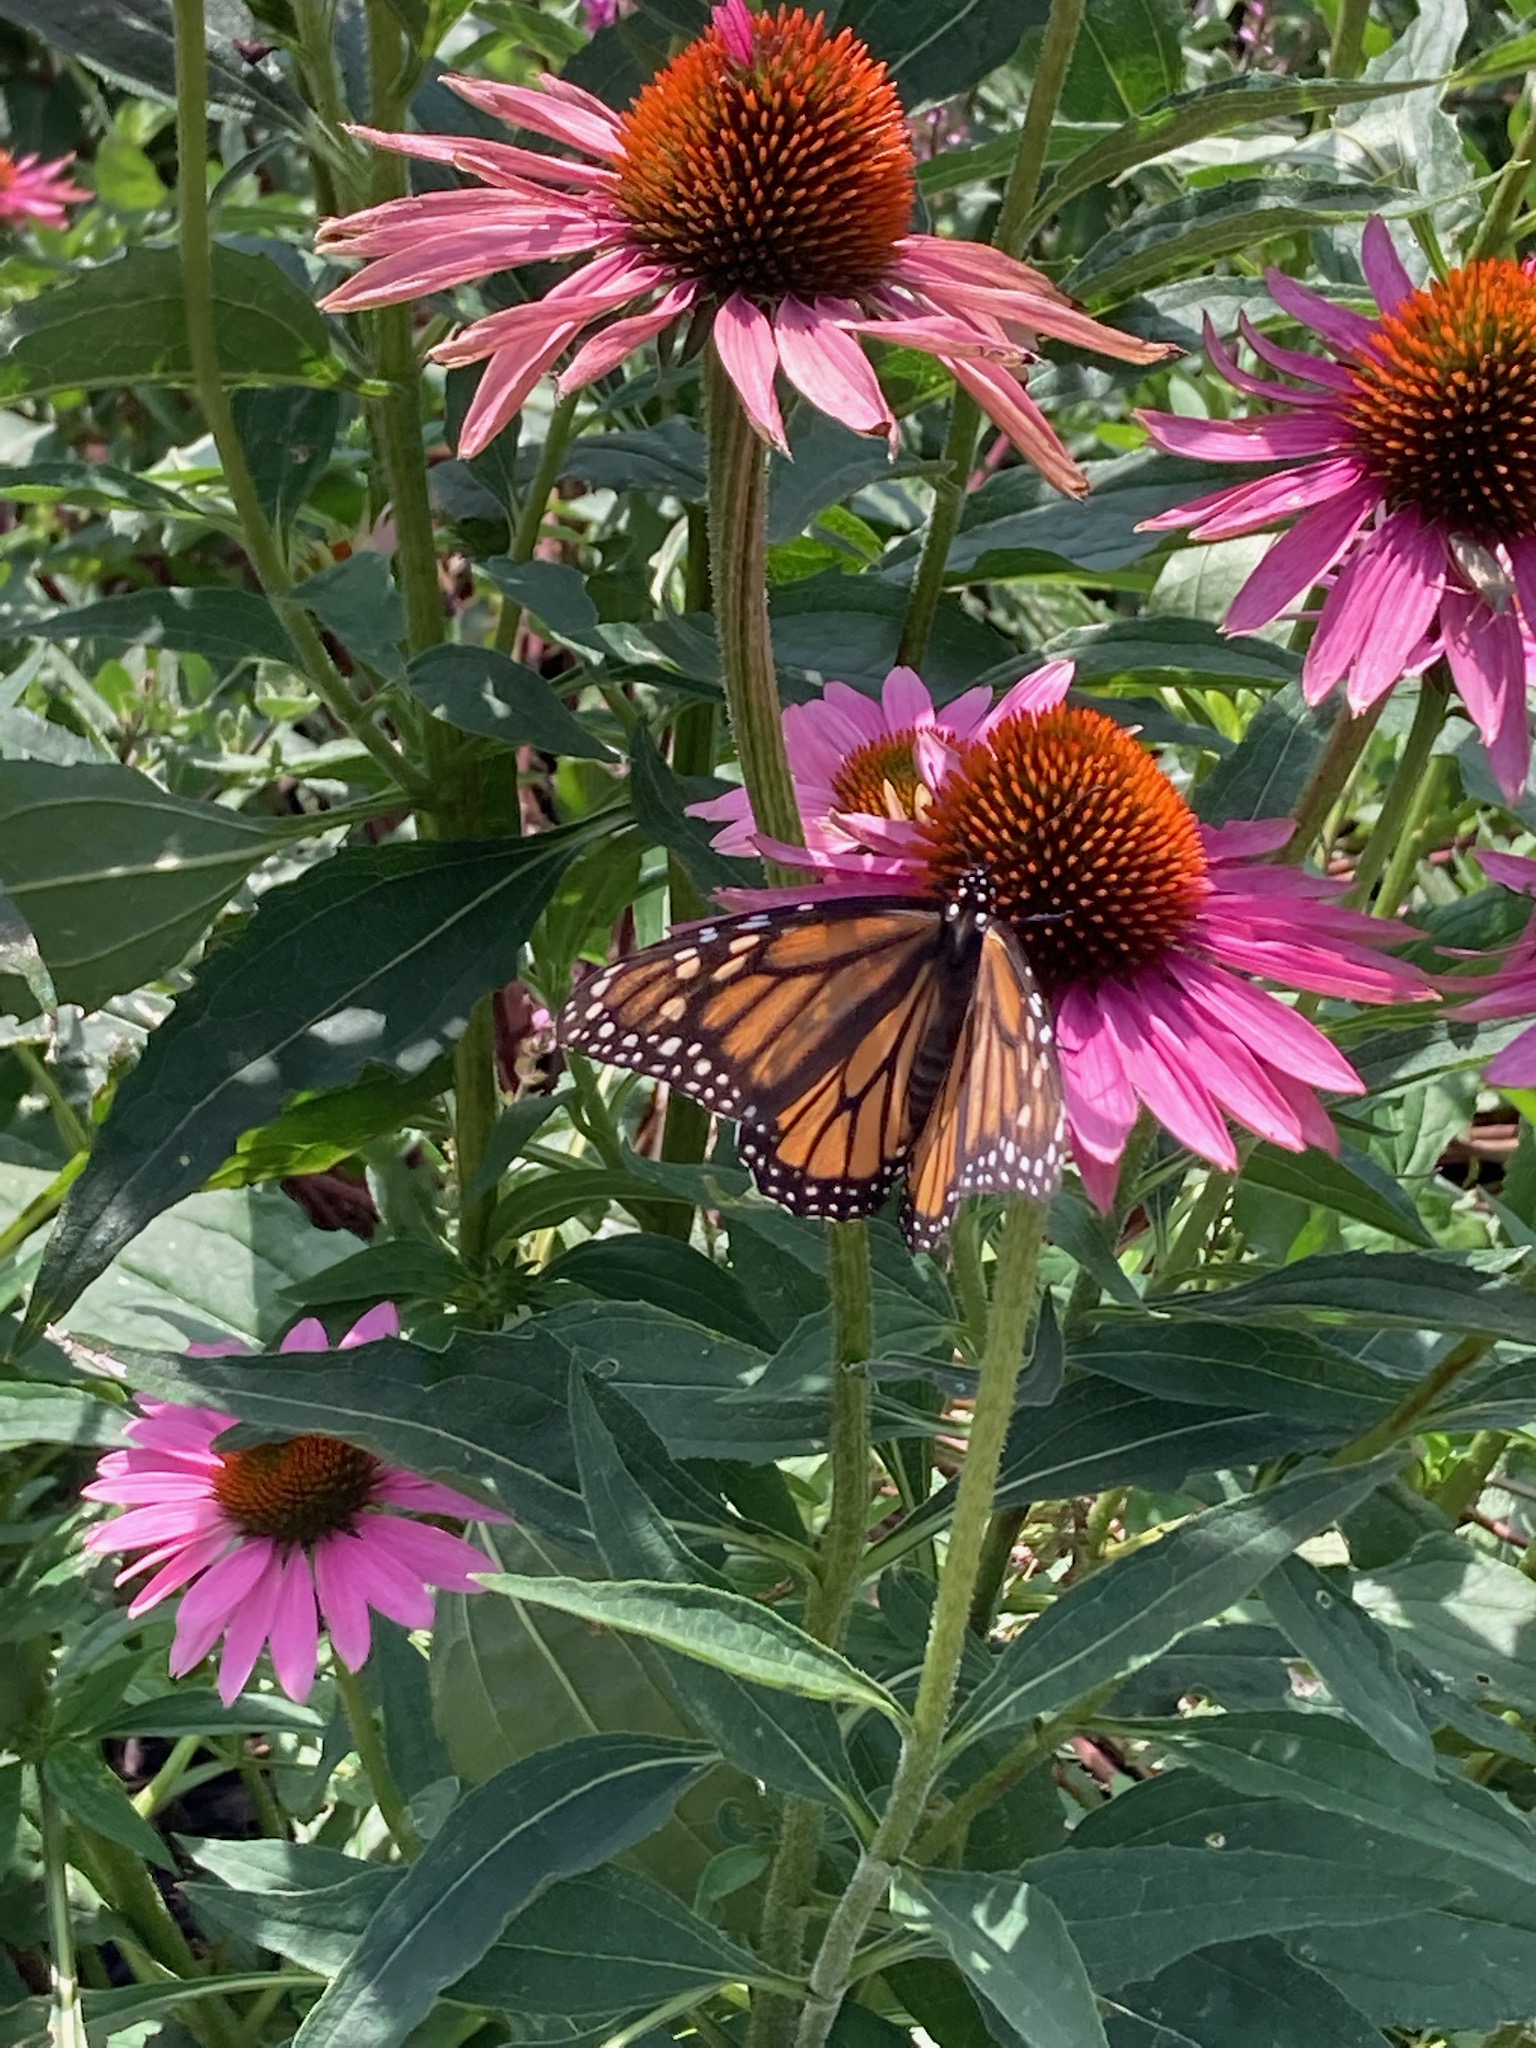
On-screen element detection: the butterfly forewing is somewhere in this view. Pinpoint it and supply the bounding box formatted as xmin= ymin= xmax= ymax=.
xmin=902 ymin=919 xmax=1065 ymax=1252
xmin=559 ymin=899 xmax=965 ymax=1221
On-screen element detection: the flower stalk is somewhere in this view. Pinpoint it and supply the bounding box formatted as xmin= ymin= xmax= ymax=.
xmin=897 ymin=0 xmax=1088 ymax=667
xmin=40 ymin=1771 xmax=86 ymax=2048
xmin=1469 ymin=77 xmax=1536 ymax=261
xmin=1348 ymin=671 xmax=1450 ymax=912
xmin=794 ymin=1198 xmax=1049 ymax=2048
xmin=334 ymin=1657 xmax=422 ymax=1859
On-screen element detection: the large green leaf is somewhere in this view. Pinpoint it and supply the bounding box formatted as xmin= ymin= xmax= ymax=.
xmin=898 ymin=1871 xmax=1108 ymax=2048
xmin=1069 ymin=1323 xmax=1396 ymax=1434
xmin=1240 ymin=1141 xmax=1434 ymax=1244
xmin=1353 ymin=1535 xmax=1536 ymax=1717
xmin=0 ymin=0 xmax=304 ymax=119
xmin=0 ymin=761 xmax=308 ymax=1011
xmin=0 ymin=1382 xmax=122 ymax=1450
xmin=1165 ymin=1251 xmax=1536 ymax=1344
xmin=22 ymin=588 xmax=291 ymax=666
xmin=1261 ymin=1556 xmax=1436 ymax=1776
xmin=1044 ymin=617 xmax=1299 ymax=693
xmin=953 ymin=1458 xmax=1397 ymax=1752
xmin=1291 ymin=1909 xmax=1536 ymax=2032
xmin=840 ymin=0 xmax=1047 ymax=102
xmin=290 ymin=1735 xmax=712 ymax=2048
xmin=1061 ymin=0 xmax=1183 ymax=122
xmin=25 ymin=827 xmax=602 ymax=1339
xmin=1104 ymin=1937 xmax=1386 ymax=2048
xmin=0 ymin=247 xmax=337 ymax=399
xmin=1194 ymin=690 xmax=1333 ymax=826
xmin=406 ymin=647 xmax=612 ymax=760
xmin=481 ymin=1576 xmax=907 ymax=1725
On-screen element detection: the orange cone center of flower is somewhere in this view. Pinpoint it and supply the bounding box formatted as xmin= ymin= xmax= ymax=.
xmin=830 ymin=729 xmax=926 ymax=818
xmin=213 ymin=1434 xmax=381 ymax=1544
xmin=613 ymin=5 xmax=914 ymax=299
xmin=920 ymin=706 xmax=1208 ymax=995
xmin=0 ymin=153 xmax=16 ymax=190
xmin=1343 ymin=258 xmax=1536 ymax=544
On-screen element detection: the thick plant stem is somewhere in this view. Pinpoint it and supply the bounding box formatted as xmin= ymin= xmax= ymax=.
xmin=1434 ymin=1428 xmax=1510 ymax=1522
xmin=795 ymin=1200 xmax=1049 ymax=2048
xmin=704 ymin=348 xmax=805 ymax=875
xmin=172 ymin=0 xmax=427 ymax=801
xmin=40 ymin=1774 xmax=85 ymax=2048
xmin=1470 ymin=79 xmax=1536 ymax=260
xmin=1348 ymin=674 xmax=1449 ymax=911
xmin=335 ymin=1659 xmax=422 ymax=1859
xmin=1283 ymin=698 xmax=1385 ymax=863
xmin=1327 ymin=0 xmax=1373 ymax=79
xmin=1333 ymin=1334 xmax=1490 ymax=1463
xmin=896 ymin=0 xmax=1088 ymax=669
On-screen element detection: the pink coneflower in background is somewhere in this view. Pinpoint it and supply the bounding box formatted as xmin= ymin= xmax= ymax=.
xmin=0 ymin=148 xmax=86 ymax=227
xmin=699 ymin=663 xmax=1431 ymax=1206
xmin=1138 ymin=217 xmax=1536 ymax=800
xmin=1447 ymin=850 xmax=1536 ymax=1086
xmin=315 ymin=0 xmax=1173 ymax=473
xmin=83 ymin=1305 xmax=506 ymax=1704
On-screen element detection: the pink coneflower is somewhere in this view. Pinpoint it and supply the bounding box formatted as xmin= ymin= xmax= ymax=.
xmin=1137 ymin=218 xmax=1536 ymax=799
xmin=0 ymin=148 xmax=86 ymax=227
xmin=1446 ymin=850 xmax=1536 ymax=1085
xmin=315 ymin=0 xmax=1173 ymax=475
xmin=82 ymin=1305 xmax=506 ymax=1705
xmin=700 ymin=663 xmax=1430 ymax=1207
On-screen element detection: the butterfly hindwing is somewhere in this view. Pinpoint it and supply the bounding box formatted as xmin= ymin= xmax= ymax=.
xmin=559 ymin=899 xmax=965 ymax=1222
xmin=902 ymin=918 xmax=1066 ymax=1252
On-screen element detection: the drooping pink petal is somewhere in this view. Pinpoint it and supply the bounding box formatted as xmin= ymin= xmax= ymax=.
xmin=369 ymin=1471 xmax=510 ymax=1520
xmin=125 ymin=1532 xmax=235 ymax=1618
xmin=1172 ymin=456 xmax=1373 ymax=546
xmin=1264 ymin=268 xmax=1378 ymax=355
xmin=84 ymin=1500 xmax=228 ymax=1552
xmin=459 ymin=324 xmax=585 ymax=456
xmin=1481 ymin=851 xmax=1536 ymax=894
xmin=214 ymin=1546 xmax=287 ymax=1705
xmin=265 ymin=1551 xmax=321 ymax=1703
xmin=320 ymin=219 xmax=613 ymax=313
xmin=1337 ymin=512 xmax=1446 ymax=710
xmin=1486 ymin=1023 xmax=1536 ymax=1086
xmin=1225 ymin=478 xmax=1379 ymax=634
xmin=314 ymin=1533 xmax=376 ymax=1670
xmin=1054 ymin=986 xmax=1139 ymax=1165
xmin=1360 ymin=216 xmax=1415 ymax=316
xmin=334 ymin=123 xmax=616 ymax=189
xmin=363 ymin=1516 xmax=498 ymax=1592
xmin=1442 ymin=585 xmax=1530 ymax=798
xmin=1236 ymin=313 xmax=1357 ymax=392
xmin=1170 ymin=956 xmax=1363 ymax=1091
xmin=947 ymin=356 xmax=1085 ymax=497
xmin=1106 ymin=983 xmax=1239 ymax=1167
xmin=1202 ymin=316 xmax=1339 ymax=409
xmin=714 ymin=293 xmax=788 ymax=452
xmin=1138 ymin=410 xmax=1349 ymax=464
xmin=170 ymin=1539 xmax=277 ymax=1676
xmin=775 ymin=298 xmax=894 ymax=440
xmin=558 ymin=282 xmax=698 ymax=393
xmin=340 ymin=1528 xmax=440 ymax=1631
xmin=446 ymin=74 xmax=623 ymax=159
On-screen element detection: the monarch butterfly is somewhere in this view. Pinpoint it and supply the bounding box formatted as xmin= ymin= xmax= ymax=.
xmin=556 ymin=871 xmax=1065 ymax=1251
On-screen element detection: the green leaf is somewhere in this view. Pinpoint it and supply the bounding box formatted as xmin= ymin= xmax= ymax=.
xmin=568 ymin=417 xmax=707 ymax=497
xmin=296 ymin=554 xmax=407 ymax=683
xmin=0 ymin=760 xmax=309 ymax=1011
xmin=772 ymin=571 xmax=1013 ymax=696
xmin=1019 ymin=1841 xmax=1455 ymax=1992
xmin=1045 ymin=617 xmax=1299 ymax=692
xmin=0 ymin=1383 xmax=123 ymax=1450
xmin=1064 ymin=181 xmax=1386 ymax=304
xmin=1161 ymin=1710 xmax=1536 ymax=1887
xmin=23 ymin=586 xmax=291 ymax=665
xmin=209 ymin=1062 xmax=451 ymax=1189
xmin=897 ymin=1870 xmax=1108 ymax=2048
xmin=546 ymin=1235 xmax=773 ymax=1349
xmin=109 ymin=1331 xmax=587 ymax=1545
xmin=0 ymin=1763 xmax=20 ymax=1881
xmin=1070 ymin=1322 xmax=1395 ymax=1432
xmin=0 ymin=1975 xmax=321 ymax=2048
xmin=1104 ymin=1937 xmax=1387 ymax=2048
xmin=627 ymin=726 xmax=754 ymax=894
xmin=570 ymin=1370 xmax=859 ymax=1811
xmin=290 ymin=1735 xmax=711 ymax=2048
xmin=0 ymin=0 xmax=304 ymax=120
xmin=953 ymin=1458 xmax=1398 ymax=1752
xmin=90 ymin=1688 xmax=325 ymax=1739
xmin=407 ymin=646 xmax=613 ymax=759
xmin=1061 ymin=0 xmax=1184 ymax=122
xmin=41 ymin=1747 xmax=173 ymax=1871
xmin=481 ymin=1576 xmax=906 ymax=1724
xmin=486 ymin=559 xmax=602 ymax=649
xmin=232 ymin=386 xmax=341 ymax=533
xmin=1194 ymin=689 xmax=1333 ymax=827
xmin=26 ymin=827 xmax=603 ymax=1338
xmin=1261 ymin=1555 xmax=1436 ymax=1776
xmin=1165 ymin=1252 xmax=1536 ymax=1343
xmin=1291 ymin=1910 xmax=1536 ymax=2033
xmin=0 ymin=247 xmax=337 ymax=399
xmin=841 ymin=0 xmax=1045 ymax=102
xmin=1353 ymin=1535 xmax=1536 ymax=1718
xmin=1240 ymin=1140 xmax=1434 ymax=1244
xmin=185 ymin=1860 xmax=397 ymax=1974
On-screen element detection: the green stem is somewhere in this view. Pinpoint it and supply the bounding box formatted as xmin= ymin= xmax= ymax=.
xmin=746 ymin=1801 xmax=824 ymax=2048
xmin=1326 ymin=0 xmax=1373 ymax=79
xmin=704 ymin=345 xmax=806 ymax=878
xmin=1282 ymin=698 xmax=1385 ymax=864
xmin=1082 ymin=1485 xmax=1128 ymax=1567
xmin=74 ymin=1828 xmax=243 ymax=2048
xmin=454 ymin=998 xmax=501 ymax=1267
xmin=172 ymin=0 xmax=427 ymax=801
xmin=1470 ymin=78 xmax=1536 ymax=260
xmin=1153 ymin=1168 xmax=1234 ymax=1293
xmin=795 ymin=1199 xmax=1049 ymax=2048
xmin=40 ymin=1773 xmax=86 ymax=2048
xmin=896 ymin=0 xmax=1088 ymax=669
xmin=133 ymin=1732 xmax=202 ymax=1820
xmin=14 ymin=1045 xmax=90 ymax=1156
xmin=1370 ymin=753 xmax=1446 ymax=920
xmin=910 ymin=1702 xmax=1088 ymax=1864
xmin=967 ymin=1507 xmax=1025 ymax=1636
xmin=1347 ymin=674 xmax=1449 ymax=911
xmin=496 ymin=391 xmax=582 ymax=652
xmin=334 ymin=1660 xmax=422 ymax=1859
xmin=1333 ymin=1333 xmax=1490 ymax=1463
xmin=1433 ymin=1428 xmax=1510 ymax=1522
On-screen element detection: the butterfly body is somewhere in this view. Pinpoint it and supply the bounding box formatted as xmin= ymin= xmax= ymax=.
xmin=559 ymin=878 xmax=1065 ymax=1251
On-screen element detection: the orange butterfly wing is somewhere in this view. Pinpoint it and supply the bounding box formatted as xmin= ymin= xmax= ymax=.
xmin=903 ymin=918 xmax=1065 ymax=1252
xmin=558 ymin=900 xmax=966 ymax=1222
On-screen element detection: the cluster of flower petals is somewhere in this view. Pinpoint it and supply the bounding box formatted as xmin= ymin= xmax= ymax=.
xmin=315 ymin=3 xmax=1173 ymax=478
xmin=1138 ymin=217 xmax=1536 ymax=799
xmin=697 ymin=661 xmax=1432 ymax=1208
xmin=0 ymin=148 xmax=87 ymax=228
xmin=1448 ymin=851 xmax=1536 ymax=1088
xmin=83 ymin=1305 xmax=506 ymax=1705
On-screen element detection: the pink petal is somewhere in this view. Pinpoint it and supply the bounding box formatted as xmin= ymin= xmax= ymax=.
xmin=558 ymin=282 xmax=697 ymax=393
xmin=1481 ymin=851 xmax=1536 ymax=895
xmin=978 ymin=660 xmax=1075 ymax=735
xmin=266 ymin=1552 xmax=320 ymax=1703
xmin=1170 ymin=956 xmax=1362 ymax=1091
xmin=1054 ymin=985 xmax=1139 ymax=1163
xmin=775 ymin=298 xmax=893 ymax=440
xmin=1107 ymin=984 xmax=1238 ymax=1166
xmin=446 ymin=74 xmax=622 ymax=159
xmin=1237 ymin=313 xmax=1357 ymax=392
xmin=1139 ymin=410 xmax=1349 ymax=463
xmin=714 ymin=293 xmax=788 ymax=453
xmin=125 ymin=1532 xmax=236 ymax=1618
xmin=1202 ymin=315 xmax=1338 ymax=409
xmin=1486 ymin=1023 xmax=1536 ymax=1087
xmin=1226 ymin=478 xmax=1380 ymax=634
xmin=214 ymin=1546 xmax=288 ymax=1705
xmin=1360 ymin=216 xmax=1415 ymax=316
xmin=1442 ymin=586 xmax=1530 ymax=799
xmin=1264 ymin=269 xmax=1379 ymax=355
xmin=460 ymin=325 xmax=585 ymax=457
xmin=713 ymin=0 xmax=755 ymax=63
xmin=1200 ymin=819 xmax=1295 ymax=862
xmin=314 ymin=1533 xmax=377 ymax=1671
xmin=340 ymin=1529 xmax=439 ymax=1631
xmin=880 ymin=665 xmax=939 ymax=728
xmin=369 ymin=1471 xmax=510 ymax=1520
xmin=362 ymin=1517 xmax=497 ymax=1591
xmin=335 ymin=123 xmax=616 ymax=190
xmin=86 ymin=1500 xmax=228 ymax=1552
xmin=947 ymin=355 xmax=1085 ymax=497
xmin=280 ymin=1318 xmax=329 ymax=1355
xmin=185 ymin=1341 xmax=250 ymax=1359
xmin=1177 ymin=456 xmax=1373 ymax=546
xmin=341 ymin=1303 xmax=402 ymax=1349
xmin=1337 ymin=514 xmax=1446 ymax=709
xmin=170 ymin=1539 xmax=276 ymax=1676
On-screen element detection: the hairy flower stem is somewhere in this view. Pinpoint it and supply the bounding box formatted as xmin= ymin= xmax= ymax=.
xmin=335 ymin=1659 xmax=422 ymax=1859
xmin=172 ymin=0 xmax=428 ymax=802
xmin=1327 ymin=0 xmax=1374 ymax=80
xmin=1348 ymin=673 xmax=1450 ymax=912
xmin=795 ymin=1199 xmax=1049 ymax=2048
xmin=40 ymin=1774 xmax=85 ymax=2048
xmin=896 ymin=0 xmax=1088 ymax=668
xmin=1470 ymin=77 xmax=1536 ymax=260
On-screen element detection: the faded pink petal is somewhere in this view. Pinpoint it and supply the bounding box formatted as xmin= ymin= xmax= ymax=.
xmin=713 ymin=293 xmax=788 ymax=452
xmin=947 ymin=355 xmax=1085 ymax=497
xmin=558 ymin=282 xmax=698 ymax=393
xmin=775 ymin=298 xmax=893 ymax=439
xmin=446 ymin=74 xmax=623 ymax=158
